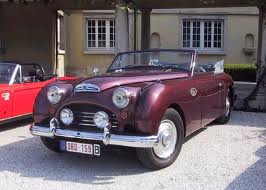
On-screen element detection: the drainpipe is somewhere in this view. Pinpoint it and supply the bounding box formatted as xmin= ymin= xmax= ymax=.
xmin=134 ymin=7 xmax=137 ymax=50
xmin=256 ymin=6 xmax=264 ymax=77
xmin=55 ymin=11 xmax=59 ymax=76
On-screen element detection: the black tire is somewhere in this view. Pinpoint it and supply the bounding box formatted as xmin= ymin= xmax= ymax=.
xmin=40 ymin=137 xmax=61 ymax=153
xmin=136 ymin=108 xmax=184 ymax=170
xmin=216 ymin=90 xmax=232 ymax=124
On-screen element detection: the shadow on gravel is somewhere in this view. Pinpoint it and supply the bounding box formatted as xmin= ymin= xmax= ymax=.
xmin=0 ymin=118 xmax=33 ymax=132
xmin=225 ymin=129 xmax=266 ymax=190
xmin=228 ymin=111 xmax=266 ymax=128
xmin=0 ymin=136 xmax=149 ymax=185
xmin=185 ymin=128 xmax=206 ymax=143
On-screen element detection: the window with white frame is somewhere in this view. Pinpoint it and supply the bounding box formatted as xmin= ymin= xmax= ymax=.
xmin=86 ymin=18 xmax=115 ymax=51
xmin=182 ymin=19 xmax=224 ymax=51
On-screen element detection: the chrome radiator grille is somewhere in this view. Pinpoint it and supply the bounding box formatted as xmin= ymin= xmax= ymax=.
xmin=60 ymin=104 xmax=118 ymax=131
xmin=74 ymin=111 xmax=118 ymax=128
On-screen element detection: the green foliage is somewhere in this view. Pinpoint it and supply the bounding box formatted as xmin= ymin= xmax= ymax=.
xmin=224 ymin=64 xmax=257 ymax=82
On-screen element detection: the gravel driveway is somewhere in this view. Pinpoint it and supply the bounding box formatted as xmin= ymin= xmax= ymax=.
xmin=0 ymin=111 xmax=265 ymax=190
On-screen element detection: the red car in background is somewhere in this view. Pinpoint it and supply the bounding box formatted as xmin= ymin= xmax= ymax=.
xmin=0 ymin=62 xmax=77 ymax=124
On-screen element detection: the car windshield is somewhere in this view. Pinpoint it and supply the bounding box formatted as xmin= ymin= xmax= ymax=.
xmin=0 ymin=63 xmax=16 ymax=84
xmin=108 ymin=50 xmax=193 ymax=72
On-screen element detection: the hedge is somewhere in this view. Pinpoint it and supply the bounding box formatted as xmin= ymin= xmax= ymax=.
xmin=224 ymin=64 xmax=257 ymax=82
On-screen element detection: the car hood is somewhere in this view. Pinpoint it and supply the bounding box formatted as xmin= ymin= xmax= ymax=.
xmin=80 ymin=71 xmax=189 ymax=91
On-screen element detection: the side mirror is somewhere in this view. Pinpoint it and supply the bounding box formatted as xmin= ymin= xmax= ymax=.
xmin=92 ymin=67 xmax=99 ymax=76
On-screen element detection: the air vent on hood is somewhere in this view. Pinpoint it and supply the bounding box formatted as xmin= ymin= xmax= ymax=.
xmin=74 ymin=83 xmax=100 ymax=93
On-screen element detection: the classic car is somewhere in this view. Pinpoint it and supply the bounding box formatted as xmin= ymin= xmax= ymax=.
xmin=0 ymin=62 xmax=75 ymax=124
xmin=30 ymin=49 xmax=234 ymax=169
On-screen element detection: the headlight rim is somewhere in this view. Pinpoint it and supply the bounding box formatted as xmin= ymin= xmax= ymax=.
xmin=93 ymin=111 xmax=109 ymax=129
xmin=60 ymin=108 xmax=74 ymax=126
xmin=112 ymin=87 xmax=130 ymax=109
xmin=47 ymin=86 xmax=63 ymax=105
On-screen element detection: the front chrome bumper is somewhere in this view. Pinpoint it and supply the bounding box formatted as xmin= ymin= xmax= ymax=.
xmin=30 ymin=124 xmax=159 ymax=148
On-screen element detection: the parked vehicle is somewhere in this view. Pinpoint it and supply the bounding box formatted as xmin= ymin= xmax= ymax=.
xmin=30 ymin=49 xmax=234 ymax=169
xmin=0 ymin=62 xmax=76 ymax=124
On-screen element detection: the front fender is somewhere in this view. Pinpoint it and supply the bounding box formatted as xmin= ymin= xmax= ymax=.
xmin=135 ymin=83 xmax=170 ymax=135
xmin=33 ymin=81 xmax=75 ymax=125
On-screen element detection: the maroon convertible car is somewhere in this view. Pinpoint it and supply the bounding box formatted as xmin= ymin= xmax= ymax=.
xmin=30 ymin=49 xmax=234 ymax=169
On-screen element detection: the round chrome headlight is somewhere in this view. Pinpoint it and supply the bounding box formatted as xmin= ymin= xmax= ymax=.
xmin=112 ymin=88 xmax=130 ymax=108
xmin=93 ymin=111 xmax=109 ymax=129
xmin=60 ymin=108 xmax=74 ymax=126
xmin=47 ymin=86 xmax=62 ymax=104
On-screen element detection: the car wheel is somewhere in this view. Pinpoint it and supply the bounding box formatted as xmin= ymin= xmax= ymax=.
xmin=40 ymin=137 xmax=61 ymax=153
xmin=216 ymin=90 xmax=232 ymax=124
xmin=136 ymin=108 xmax=184 ymax=170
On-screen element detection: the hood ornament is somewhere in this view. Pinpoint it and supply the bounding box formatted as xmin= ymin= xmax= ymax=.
xmin=74 ymin=83 xmax=100 ymax=93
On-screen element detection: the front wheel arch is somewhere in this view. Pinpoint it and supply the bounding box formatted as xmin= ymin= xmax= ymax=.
xmin=136 ymin=108 xmax=184 ymax=170
xmin=168 ymin=103 xmax=186 ymax=137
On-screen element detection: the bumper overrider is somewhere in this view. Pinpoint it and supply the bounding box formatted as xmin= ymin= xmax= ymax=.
xmin=30 ymin=118 xmax=159 ymax=148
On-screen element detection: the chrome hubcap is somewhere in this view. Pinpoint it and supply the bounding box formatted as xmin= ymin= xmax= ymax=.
xmin=225 ymin=95 xmax=230 ymax=116
xmin=153 ymin=120 xmax=177 ymax=159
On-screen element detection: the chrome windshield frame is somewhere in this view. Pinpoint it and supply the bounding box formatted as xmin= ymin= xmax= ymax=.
xmin=107 ymin=49 xmax=196 ymax=74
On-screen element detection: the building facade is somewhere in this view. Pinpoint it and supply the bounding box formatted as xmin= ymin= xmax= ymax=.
xmin=0 ymin=6 xmax=259 ymax=76
xmin=63 ymin=7 xmax=259 ymax=76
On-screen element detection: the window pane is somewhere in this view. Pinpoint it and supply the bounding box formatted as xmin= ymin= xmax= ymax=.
xmin=204 ymin=21 xmax=212 ymax=48
xmin=98 ymin=20 xmax=106 ymax=48
xmin=192 ymin=21 xmax=200 ymax=48
xmin=87 ymin=19 xmax=96 ymax=47
xmin=110 ymin=20 xmax=115 ymax=48
xmin=182 ymin=20 xmax=191 ymax=48
xmin=214 ymin=21 xmax=223 ymax=48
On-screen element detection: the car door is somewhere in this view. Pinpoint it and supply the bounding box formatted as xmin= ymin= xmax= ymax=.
xmin=0 ymin=86 xmax=13 ymax=120
xmin=10 ymin=64 xmax=51 ymax=117
xmin=11 ymin=82 xmax=45 ymax=117
xmin=192 ymin=72 xmax=223 ymax=127
xmin=176 ymin=78 xmax=202 ymax=135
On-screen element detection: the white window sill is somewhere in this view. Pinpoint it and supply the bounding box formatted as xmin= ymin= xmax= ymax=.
xmin=181 ymin=48 xmax=226 ymax=55
xmin=196 ymin=51 xmax=226 ymax=55
xmin=84 ymin=49 xmax=115 ymax=55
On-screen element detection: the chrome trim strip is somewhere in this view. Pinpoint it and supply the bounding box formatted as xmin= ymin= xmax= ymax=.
xmin=79 ymin=123 xmax=97 ymax=127
xmin=30 ymin=125 xmax=158 ymax=148
xmin=80 ymin=112 xmax=95 ymax=115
